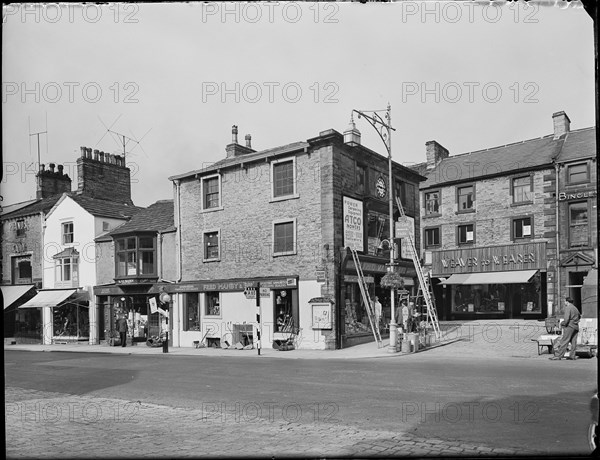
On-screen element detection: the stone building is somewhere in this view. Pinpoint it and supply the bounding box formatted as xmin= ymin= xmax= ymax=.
xmin=94 ymin=200 xmax=176 ymax=346
xmin=416 ymin=111 xmax=596 ymax=320
xmin=2 ymin=147 xmax=139 ymax=343
xmin=168 ymin=125 xmax=425 ymax=350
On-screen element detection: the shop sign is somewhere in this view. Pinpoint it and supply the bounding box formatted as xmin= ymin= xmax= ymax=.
xmin=344 ymin=274 xmax=375 ymax=284
xmin=311 ymin=303 xmax=332 ymax=329
xmin=116 ymin=278 xmax=155 ymax=285
xmin=433 ymin=242 xmax=547 ymax=274
xmin=396 ymin=216 xmax=415 ymax=259
xmin=244 ymin=287 xmax=270 ymax=299
xmin=343 ymin=196 xmax=364 ymax=252
xmin=558 ymin=190 xmax=596 ymax=201
xmin=316 ymin=269 xmax=326 ymax=282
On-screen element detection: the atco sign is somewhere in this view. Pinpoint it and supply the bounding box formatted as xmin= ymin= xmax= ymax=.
xmin=343 ymin=196 xmax=364 ymax=252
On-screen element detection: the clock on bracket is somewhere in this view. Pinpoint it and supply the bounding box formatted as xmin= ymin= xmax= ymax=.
xmin=375 ymin=176 xmax=387 ymax=198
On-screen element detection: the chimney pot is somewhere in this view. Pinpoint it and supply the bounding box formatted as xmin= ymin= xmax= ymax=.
xmin=99 ymin=151 xmax=105 ymax=162
xmin=57 ymin=164 xmax=64 ymax=175
xmin=80 ymin=146 xmax=86 ymax=158
xmin=40 ymin=163 xmax=45 ymax=173
xmin=245 ymin=134 xmax=252 ymax=149
xmin=93 ymin=149 xmax=100 ymax=161
xmin=49 ymin=163 xmax=56 ymax=173
xmin=232 ymin=125 xmax=238 ymax=144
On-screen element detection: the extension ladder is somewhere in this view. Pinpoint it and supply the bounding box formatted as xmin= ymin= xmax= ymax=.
xmin=395 ymin=197 xmax=441 ymax=340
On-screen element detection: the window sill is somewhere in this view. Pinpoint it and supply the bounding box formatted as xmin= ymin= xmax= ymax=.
xmin=273 ymin=251 xmax=297 ymax=257
xmin=458 ymin=242 xmax=474 ymax=246
xmin=270 ymin=194 xmax=300 ymax=203
xmin=510 ymin=201 xmax=533 ymax=207
xmin=422 ymin=213 xmax=441 ymax=219
xmin=200 ymin=206 xmax=224 ymax=213
xmin=203 ymin=258 xmax=221 ymax=263
xmin=424 ymin=246 xmax=441 ymax=250
xmin=455 ymin=209 xmax=475 ymax=215
xmin=204 ymin=315 xmax=222 ymax=319
xmin=565 ymin=180 xmax=590 ymax=187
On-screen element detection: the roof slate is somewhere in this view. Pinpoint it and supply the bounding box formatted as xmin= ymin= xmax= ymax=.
xmin=557 ymin=127 xmax=596 ymax=162
xmin=1 ymin=195 xmax=63 ymax=220
xmin=107 ymin=200 xmax=174 ymax=236
xmin=70 ymin=195 xmax=142 ymax=219
xmin=421 ymin=134 xmax=564 ymax=189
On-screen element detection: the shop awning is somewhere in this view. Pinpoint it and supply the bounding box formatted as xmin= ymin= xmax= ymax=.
xmin=441 ymin=270 xmax=538 ymax=286
xmin=18 ymin=289 xmax=76 ymax=309
xmin=440 ymin=274 xmax=472 ymax=285
xmin=1 ymin=285 xmax=36 ymax=310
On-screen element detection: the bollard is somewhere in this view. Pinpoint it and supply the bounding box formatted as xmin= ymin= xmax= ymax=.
xmin=162 ymin=332 xmax=169 ymax=353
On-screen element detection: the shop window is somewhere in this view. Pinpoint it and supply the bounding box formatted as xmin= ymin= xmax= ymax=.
xmin=53 ymin=303 xmax=89 ymax=339
xmin=55 ymin=257 xmax=78 ymax=287
xmin=424 ymin=227 xmax=440 ymax=248
xmin=271 ymin=158 xmax=296 ymax=199
xmin=457 ymin=224 xmax=475 ymax=245
xmin=274 ymin=289 xmax=298 ymax=333
xmin=16 ymin=219 xmax=26 ymax=237
xmin=204 ymin=231 xmax=220 ymax=261
xmin=356 ymin=164 xmax=366 ymax=195
xmin=202 ymin=175 xmax=221 ymax=210
xmin=425 ymin=190 xmax=440 ymax=216
xmin=115 ymin=235 xmax=157 ymax=278
xmin=512 ymin=217 xmax=533 ymax=240
xmin=184 ymin=293 xmax=201 ymax=331
xmin=273 ymin=219 xmax=296 ymax=256
xmin=569 ymin=201 xmax=589 ymax=248
xmin=567 ymin=162 xmax=589 ymax=185
xmin=511 ymin=176 xmax=533 ymax=204
xmin=205 ymin=291 xmax=221 ymax=317
xmin=62 ymin=222 xmax=74 ymax=244
xmin=12 ymin=256 xmax=32 ymax=284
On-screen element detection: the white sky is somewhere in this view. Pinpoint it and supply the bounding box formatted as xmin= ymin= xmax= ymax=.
xmin=1 ymin=1 xmax=595 ymax=208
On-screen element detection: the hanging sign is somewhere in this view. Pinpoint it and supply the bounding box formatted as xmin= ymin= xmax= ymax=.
xmin=343 ymin=196 xmax=364 ymax=252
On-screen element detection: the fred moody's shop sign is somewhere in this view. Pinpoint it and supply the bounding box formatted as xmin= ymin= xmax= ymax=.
xmin=433 ymin=242 xmax=547 ymax=275
xmin=343 ymin=196 xmax=364 ymax=252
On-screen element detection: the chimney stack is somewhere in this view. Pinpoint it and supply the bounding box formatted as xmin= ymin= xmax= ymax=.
xmin=225 ymin=125 xmax=256 ymax=158
xmin=76 ymin=145 xmax=133 ymax=205
xmin=36 ymin=162 xmax=71 ymax=199
xmin=552 ymin=111 xmax=571 ymax=139
xmin=425 ymin=141 xmax=450 ymax=170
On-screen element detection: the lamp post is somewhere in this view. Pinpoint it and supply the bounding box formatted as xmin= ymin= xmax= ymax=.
xmin=352 ymin=104 xmax=398 ymax=353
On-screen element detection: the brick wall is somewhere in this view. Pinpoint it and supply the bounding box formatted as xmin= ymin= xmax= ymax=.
xmin=1 ymin=214 xmax=44 ymax=287
xmin=421 ymin=169 xmax=554 ymax=250
xmin=178 ymin=151 xmax=323 ymax=282
xmin=76 ymin=156 xmax=133 ymax=205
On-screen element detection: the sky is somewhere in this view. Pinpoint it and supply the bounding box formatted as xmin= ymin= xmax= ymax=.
xmin=1 ymin=1 xmax=595 ymax=208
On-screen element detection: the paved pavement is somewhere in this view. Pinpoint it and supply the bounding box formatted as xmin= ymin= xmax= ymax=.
xmin=4 ymin=319 xmax=594 ymax=361
xmin=5 ymin=319 xmax=596 ymax=458
xmin=5 ymin=386 xmax=530 ymax=458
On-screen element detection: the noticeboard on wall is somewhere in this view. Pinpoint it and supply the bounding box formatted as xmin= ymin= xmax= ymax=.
xmin=312 ymin=303 xmax=332 ymax=330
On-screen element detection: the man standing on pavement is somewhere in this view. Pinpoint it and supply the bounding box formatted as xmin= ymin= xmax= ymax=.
xmin=116 ymin=315 xmax=129 ymax=348
xmin=550 ymin=297 xmax=580 ymax=360
xmin=373 ymin=296 xmax=382 ymax=330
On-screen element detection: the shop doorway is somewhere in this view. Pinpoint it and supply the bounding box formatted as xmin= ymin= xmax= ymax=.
xmin=273 ymin=289 xmax=298 ymax=333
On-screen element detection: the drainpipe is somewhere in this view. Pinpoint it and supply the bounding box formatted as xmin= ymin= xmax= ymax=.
xmin=174 ymin=179 xmax=182 ymax=347
xmin=554 ymin=161 xmax=561 ymax=317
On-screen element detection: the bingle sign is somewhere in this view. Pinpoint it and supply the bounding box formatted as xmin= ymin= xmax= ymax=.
xmin=558 ymin=190 xmax=596 ymax=201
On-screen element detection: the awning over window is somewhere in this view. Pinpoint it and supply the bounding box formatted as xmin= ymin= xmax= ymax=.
xmin=441 ymin=270 xmax=538 ymax=286
xmin=1 ymin=285 xmax=36 ymax=310
xmin=440 ymin=274 xmax=471 ymax=285
xmin=53 ymin=247 xmax=80 ymax=259
xmin=18 ymin=289 xmax=77 ymax=309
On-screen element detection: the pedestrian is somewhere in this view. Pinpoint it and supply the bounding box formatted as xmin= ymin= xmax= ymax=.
xmin=373 ymin=296 xmax=382 ymax=329
xmin=116 ymin=315 xmax=128 ymax=348
xmin=550 ymin=297 xmax=580 ymax=360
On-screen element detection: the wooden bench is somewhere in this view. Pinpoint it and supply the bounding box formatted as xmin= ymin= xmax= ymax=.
xmin=532 ymin=334 xmax=560 ymax=355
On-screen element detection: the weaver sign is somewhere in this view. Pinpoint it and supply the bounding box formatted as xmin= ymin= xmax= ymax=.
xmin=343 ymin=196 xmax=364 ymax=252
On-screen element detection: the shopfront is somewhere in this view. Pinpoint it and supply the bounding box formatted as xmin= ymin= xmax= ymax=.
xmin=94 ymin=281 xmax=172 ymax=345
xmin=341 ymin=254 xmax=416 ymax=346
xmin=433 ymin=242 xmax=547 ymax=320
xmin=170 ymin=276 xmax=309 ymax=349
